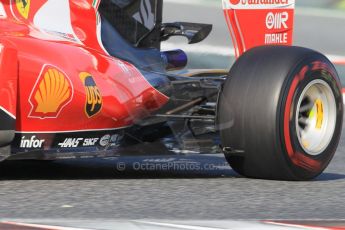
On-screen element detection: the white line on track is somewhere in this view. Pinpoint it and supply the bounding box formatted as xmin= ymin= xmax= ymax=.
xmin=264 ymin=221 xmax=330 ymax=230
xmin=296 ymin=7 xmax=345 ymax=20
xmin=162 ymin=42 xmax=235 ymax=57
xmin=1 ymin=221 xmax=90 ymax=230
xmin=162 ymin=42 xmax=345 ymax=64
xmin=135 ymin=221 xmax=229 ymax=230
xmin=134 ymin=220 xmax=290 ymax=230
xmin=3 ymin=219 xmax=345 ymax=230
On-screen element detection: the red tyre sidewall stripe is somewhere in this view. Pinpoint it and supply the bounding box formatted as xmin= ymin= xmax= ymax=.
xmin=283 ymin=62 xmax=336 ymax=172
xmin=284 ymin=76 xmax=299 ymax=159
xmin=284 ymin=66 xmax=307 ymax=158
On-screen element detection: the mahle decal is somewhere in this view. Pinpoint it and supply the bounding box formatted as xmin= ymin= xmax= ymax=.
xmin=79 ymin=72 xmax=102 ymax=118
xmin=29 ymin=65 xmax=73 ymax=119
xmin=15 ymin=0 xmax=30 ymax=19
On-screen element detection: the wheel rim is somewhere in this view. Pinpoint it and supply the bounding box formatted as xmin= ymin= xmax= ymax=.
xmin=295 ymin=79 xmax=337 ymax=156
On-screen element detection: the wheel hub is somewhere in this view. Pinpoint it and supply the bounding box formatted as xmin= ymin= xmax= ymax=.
xmin=295 ymin=79 xmax=337 ymax=156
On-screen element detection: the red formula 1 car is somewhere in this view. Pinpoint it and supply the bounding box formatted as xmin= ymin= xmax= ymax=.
xmin=0 ymin=0 xmax=342 ymax=180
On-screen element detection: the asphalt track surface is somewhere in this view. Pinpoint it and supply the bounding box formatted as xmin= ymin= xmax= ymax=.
xmin=1 ymin=1 xmax=345 ymax=223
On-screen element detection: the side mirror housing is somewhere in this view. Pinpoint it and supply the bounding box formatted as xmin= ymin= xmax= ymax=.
xmin=161 ymin=22 xmax=212 ymax=44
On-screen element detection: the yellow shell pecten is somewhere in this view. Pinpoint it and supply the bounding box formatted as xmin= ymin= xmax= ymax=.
xmin=34 ymin=68 xmax=71 ymax=114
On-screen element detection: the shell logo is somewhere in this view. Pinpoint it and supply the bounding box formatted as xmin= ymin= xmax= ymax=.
xmin=29 ymin=65 xmax=73 ymax=119
xmin=15 ymin=0 xmax=30 ymax=19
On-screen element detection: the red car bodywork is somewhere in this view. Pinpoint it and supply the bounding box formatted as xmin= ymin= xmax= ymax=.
xmin=0 ymin=0 xmax=168 ymax=136
xmin=1 ymin=0 xmax=343 ymax=163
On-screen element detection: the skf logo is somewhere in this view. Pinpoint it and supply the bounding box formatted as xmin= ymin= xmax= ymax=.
xmin=15 ymin=0 xmax=30 ymax=19
xmin=79 ymin=72 xmax=102 ymax=118
xmin=29 ymin=65 xmax=73 ymax=119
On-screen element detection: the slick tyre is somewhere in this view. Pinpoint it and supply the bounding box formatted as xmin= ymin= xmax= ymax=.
xmin=217 ymin=46 xmax=343 ymax=180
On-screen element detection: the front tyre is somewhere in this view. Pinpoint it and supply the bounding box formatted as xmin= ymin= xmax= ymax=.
xmin=217 ymin=46 xmax=343 ymax=180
